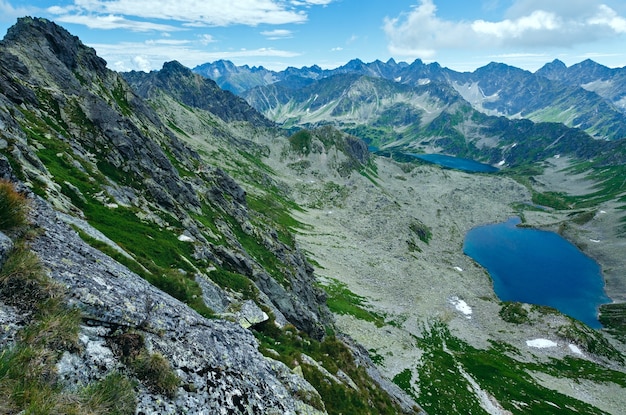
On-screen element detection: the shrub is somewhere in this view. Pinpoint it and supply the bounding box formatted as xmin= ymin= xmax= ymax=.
xmin=131 ymin=351 xmax=180 ymax=398
xmin=0 ymin=241 xmax=61 ymax=312
xmin=499 ymin=302 xmax=530 ymax=324
xmin=80 ymin=372 xmax=137 ymax=415
xmin=0 ymin=179 xmax=28 ymax=230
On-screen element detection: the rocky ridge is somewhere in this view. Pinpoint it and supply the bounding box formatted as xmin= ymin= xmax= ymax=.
xmin=0 ymin=17 xmax=422 ymax=414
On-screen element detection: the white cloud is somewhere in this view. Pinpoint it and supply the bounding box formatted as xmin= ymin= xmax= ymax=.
xmin=52 ymin=13 xmax=183 ymax=32
xmin=0 ymin=0 xmax=37 ymax=22
xmin=199 ymin=34 xmax=216 ymax=45
xmin=131 ymin=55 xmax=152 ymax=72
xmin=472 ymin=10 xmax=561 ymax=38
xmin=291 ymin=0 xmax=333 ymax=5
xmin=145 ymin=39 xmax=190 ymax=45
xmin=589 ymin=4 xmax=626 ymax=33
xmin=261 ymin=29 xmax=293 ymax=39
xmin=58 ymin=0 xmax=316 ymax=27
xmin=384 ymin=0 xmax=626 ymax=59
xmin=90 ymin=40 xmax=300 ymax=72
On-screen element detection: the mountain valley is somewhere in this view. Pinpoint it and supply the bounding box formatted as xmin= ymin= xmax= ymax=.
xmin=1 ymin=17 xmax=626 ymax=415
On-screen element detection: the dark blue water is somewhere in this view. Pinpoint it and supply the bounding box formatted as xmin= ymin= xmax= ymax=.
xmin=408 ymin=153 xmax=499 ymax=173
xmin=463 ymin=217 xmax=610 ymax=328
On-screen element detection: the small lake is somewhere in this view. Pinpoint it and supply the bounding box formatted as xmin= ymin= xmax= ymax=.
xmin=408 ymin=153 xmax=499 ymax=173
xmin=463 ymin=217 xmax=610 ymax=328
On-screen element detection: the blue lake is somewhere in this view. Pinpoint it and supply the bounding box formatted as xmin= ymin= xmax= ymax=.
xmin=408 ymin=153 xmax=499 ymax=173
xmin=463 ymin=217 xmax=611 ymax=328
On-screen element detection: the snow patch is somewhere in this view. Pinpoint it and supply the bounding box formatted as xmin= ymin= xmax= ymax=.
xmin=568 ymin=344 xmax=584 ymax=356
xmin=526 ymin=338 xmax=557 ymax=348
xmin=449 ymin=296 xmax=472 ymax=318
xmin=178 ymin=234 xmax=194 ymax=242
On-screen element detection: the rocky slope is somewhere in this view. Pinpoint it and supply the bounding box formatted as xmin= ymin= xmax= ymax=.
xmin=537 ymin=59 xmax=626 ymax=113
xmin=0 ymin=17 xmax=421 ymax=414
xmin=2 ymin=16 xmax=626 ymax=415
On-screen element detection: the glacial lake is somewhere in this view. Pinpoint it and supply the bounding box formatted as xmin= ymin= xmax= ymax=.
xmin=408 ymin=153 xmax=499 ymax=173
xmin=463 ymin=217 xmax=611 ymax=328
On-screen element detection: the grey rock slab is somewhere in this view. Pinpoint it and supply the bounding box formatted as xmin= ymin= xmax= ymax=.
xmin=28 ymin=197 xmax=326 ymax=414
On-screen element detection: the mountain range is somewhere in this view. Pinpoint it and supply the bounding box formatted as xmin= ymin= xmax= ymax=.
xmin=1 ymin=16 xmax=626 ymax=415
xmin=196 ymin=57 xmax=626 ymax=144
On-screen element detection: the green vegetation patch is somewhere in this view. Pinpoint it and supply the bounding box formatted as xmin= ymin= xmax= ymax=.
xmin=499 ymin=302 xmax=530 ymax=324
xmin=599 ymin=302 xmax=626 ymax=342
xmin=557 ymin=319 xmax=624 ymax=363
xmin=409 ymin=219 xmax=432 ymax=244
xmin=289 ymin=130 xmax=313 ymax=155
xmin=254 ymin=322 xmax=410 ymax=415
xmin=320 ymin=278 xmax=385 ymax=327
xmin=207 ymin=267 xmax=257 ymax=300
xmin=394 ymin=321 xmax=615 ymax=415
xmin=0 ymin=180 xmax=28 ymax=231
xmin=108 ymin=331 xmax=180 ymax=398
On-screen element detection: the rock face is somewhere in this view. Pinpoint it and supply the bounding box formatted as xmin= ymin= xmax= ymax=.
xmin=27 ymin=196 xmax=323 ymax=414
xmin=123 ymin=60 xmax=274 ymax=127
xmin=0 ymin=16 xmax=329 ymax=340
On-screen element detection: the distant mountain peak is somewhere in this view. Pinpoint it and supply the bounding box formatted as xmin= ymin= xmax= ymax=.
xmin=161 ymin=60 xmax=190 ymax=75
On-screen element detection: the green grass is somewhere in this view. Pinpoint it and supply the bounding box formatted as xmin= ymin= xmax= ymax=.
xmin=409 ymin=219 xmax=432 ymax=244
xmin=599 ymin=302 xmax=626 ymax=342
xmin=253 ymin=321 xmax=412 ymax=415
xmin=499 ymin=302 xmax=530 ymax=324
xmin=130 ymin=351 xmax=180 ymax=398
xmin=79 ymin=372 xmax=137 ymax=415
xmin=0 ymin=234 xmax=137 ymax=414
xmin=247 ymin=191 xmax=306 ymax=248
xmin=206 ymin=267 xmax=258 ymax=300
xmin=393 ymin=321 xmax=618 ymax=415
xmin=320 ymin=278 xmax=385 ymax=327
xmin=0 ymin=180 xmax=28 ymax=231
xmin=289 ymin=130 xmax=313 ymax=155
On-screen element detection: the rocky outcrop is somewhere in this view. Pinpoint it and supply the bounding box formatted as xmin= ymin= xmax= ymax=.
xmin=27 ymin=196 xmax=324 ymax=414
xmin=123 ymin=60 xmax=274 ymax=127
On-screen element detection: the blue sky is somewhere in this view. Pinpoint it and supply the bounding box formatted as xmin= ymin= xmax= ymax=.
xmin=2 ymin=0 xmax=626 ymax=73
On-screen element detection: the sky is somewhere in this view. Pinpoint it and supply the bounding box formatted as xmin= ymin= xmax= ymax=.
xmin=1 ymin=0 xmax=626 ymax=73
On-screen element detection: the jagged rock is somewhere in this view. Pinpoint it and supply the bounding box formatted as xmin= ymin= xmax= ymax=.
xmin=233 ymin=299 xmax=269 ymax=329
xmin=195 ymin=272 xmax=230 ymax=313
xmin=344 ymin=135 xmax=370 ymax=164
xmin=0 ymin=231 xmax=13 ymax=269
xmin=123 ymin=60 xmax=274 ymax=127
xmin=0 ymin=303 xmax=24 ymax=351
xmin=0 ymin=155 xmax=12 ymax=180
xmin=29 ymin=197 xmax=326 ymax=414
